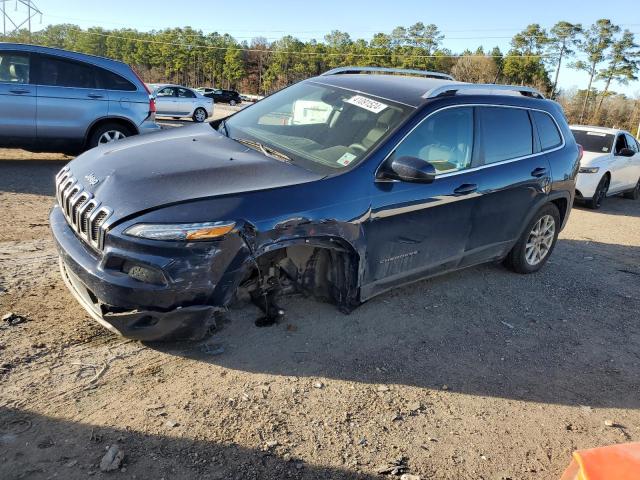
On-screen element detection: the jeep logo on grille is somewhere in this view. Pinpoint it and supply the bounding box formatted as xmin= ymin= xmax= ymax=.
xmin=84 ymin=173 xmax=100 ymax=186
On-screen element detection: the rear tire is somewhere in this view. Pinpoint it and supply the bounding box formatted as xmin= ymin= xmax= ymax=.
xmin=623 ymin=179 xmax=640 ymax=200
xmin=230 ymin=100 xmax=237 ymax=106
xmin=87 ymin=123 xmax=133 ymax=150
xmin=192 ymin=108 xmax=207 ymax=123
xmin=504 ymin=203 xmax=560 ymax=274
xmin=585 ymin=174 xmax=609 ymax=209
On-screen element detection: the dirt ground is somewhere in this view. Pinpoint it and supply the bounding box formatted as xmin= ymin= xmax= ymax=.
xmin=1 ymin=142 xmax=639 ymax=479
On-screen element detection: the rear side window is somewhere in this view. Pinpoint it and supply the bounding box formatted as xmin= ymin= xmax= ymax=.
xmin=393 ymin=107 xmax=474 ymax=174
xmin=100 ymin=69 xmax=136 ymax=91
xmin=36 ymin=55 xmax=97 ymax=89
xmin=177 ymin=88 xmax=195 ymax=98
xmin=156 ymin=87 xmax=175 ymax=97
xmin=0 ymin=52 xmax=30 ymax=84
xmin=479 ymin=107 xmax=533 ymax=164
xmin=532 ymin=111 xmax=562 ymax=151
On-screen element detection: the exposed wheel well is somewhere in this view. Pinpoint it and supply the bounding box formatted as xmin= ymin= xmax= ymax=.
xmin=85 ymin=118 xmax=138 ymax=146
xmin=238 ymin=242 xmax=360 ymax=312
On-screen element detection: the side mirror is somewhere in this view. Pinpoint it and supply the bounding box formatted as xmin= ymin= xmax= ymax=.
xmin=380 ymin=156 xmax=436 ymax=183
xmin=619 ymin=148 xmax=635 ymax=157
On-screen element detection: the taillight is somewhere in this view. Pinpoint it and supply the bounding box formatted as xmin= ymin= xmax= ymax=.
xmin=577 ymin=144 xmax=584 ymax=162
xmin=130 ymin=67 xmax=156 ymax=115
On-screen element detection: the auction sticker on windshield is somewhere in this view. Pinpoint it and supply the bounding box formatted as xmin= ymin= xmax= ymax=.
xmin=345 ymin=95 xmax=388 ymax=114
xmin=337 ymin=151 xmax=357 ymax=166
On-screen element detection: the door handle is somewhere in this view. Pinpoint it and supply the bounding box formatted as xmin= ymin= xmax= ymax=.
xmin=453 ymin=183 xmax=478 ymax=195
xmin=9 ymin=88 xmax=30 ymax=94
xmin=87 ymin=93 xmax=104 ymax=99
xmin=531 ymin=167 xmax=548 ymax=178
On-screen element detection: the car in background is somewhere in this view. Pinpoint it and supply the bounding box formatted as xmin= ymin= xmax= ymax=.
xmin=150 ymin=84 xmax=213 ymax=122
xmin=51 ymin=66 xmax=579 ymax=340
xmin=240 ymin=93 xmax=263 ymax=103
xmin=0 ymin=42 xmax=160 ymax=154
xmin=197 ymin=87 xmax=242 ymax=106
xmin=571 ymin=125 xmax=640 ymax=209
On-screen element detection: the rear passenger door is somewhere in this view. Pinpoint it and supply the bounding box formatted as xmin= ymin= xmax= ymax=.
xmin=621 ymin=133 xmax=640 ymax=189
xmin=0 ymin=51 xmax=36 ymax=145
xmin=175 ymin=87 xmax=196 ymax=115
xmin=33 ymin=54 xmax=108 ymax=145
xmin=465 ymin=106 xmax=554 ymax=263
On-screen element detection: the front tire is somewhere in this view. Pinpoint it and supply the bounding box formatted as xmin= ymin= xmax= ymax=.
xmin=88 ymin=123 xmax=132 ymax=150
xmin=504 ymin=203 xmax=560 ymax=274
xmin=585 ymin=174 xmax=609 ymax=209
xmin=192 ymin=108 xmax=207 ymax=123
xmin=623 ymin=179 xmax=640 ymax=200
xmin=229 ymin=100 xmax=237 ymax=106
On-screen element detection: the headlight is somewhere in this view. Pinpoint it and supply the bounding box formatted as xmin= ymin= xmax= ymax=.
xmin=579 ymin=166 xmax=599 ymax=174
xmin=124 ymin=221 xmax=235 ymax=241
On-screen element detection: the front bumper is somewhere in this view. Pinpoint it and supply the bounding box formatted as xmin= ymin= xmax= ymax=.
xmin=50 ymin=206 xmax=246 ymax=341
xmin=575 ymin=172 xmax=602 ymax=199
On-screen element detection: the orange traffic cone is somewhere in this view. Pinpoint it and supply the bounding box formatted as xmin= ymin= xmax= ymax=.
xmin=561 ymin=443 xmax=640 ymax=480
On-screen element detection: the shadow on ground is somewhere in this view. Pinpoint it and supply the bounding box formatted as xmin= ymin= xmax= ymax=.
xmin=151 ymin=238 xmax=640 ymax=409
xmin=0 ymin=407 xmax=376 ymax=480
xmin=0 ymin=160 xmax=69 ymax=196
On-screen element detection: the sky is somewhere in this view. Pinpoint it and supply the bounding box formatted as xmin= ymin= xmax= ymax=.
xmin=10 ymin=0 xmax=640 ymax=96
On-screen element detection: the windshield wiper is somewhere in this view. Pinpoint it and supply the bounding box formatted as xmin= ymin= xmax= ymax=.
xmin=234 ymin=138 xmax=292 ymax=162
xmin=219 ymin=120 xmax=229 ymax=137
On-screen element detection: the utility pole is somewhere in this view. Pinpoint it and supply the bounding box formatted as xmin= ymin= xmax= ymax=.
xmin=0 ymin=0 xmax=42 ymax=39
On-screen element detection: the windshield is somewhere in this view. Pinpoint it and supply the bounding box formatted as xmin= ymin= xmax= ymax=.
xmin=223 ymin=81 xmax=413 ymax=172
xmin=571 ymin=130 xmax=615 ymax=153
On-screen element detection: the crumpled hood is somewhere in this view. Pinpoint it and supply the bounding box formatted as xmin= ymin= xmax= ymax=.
xmin=580 ymin=151 xmax=610 ymax=167
xmin=65 ymin=123 xmax=324 ymax=222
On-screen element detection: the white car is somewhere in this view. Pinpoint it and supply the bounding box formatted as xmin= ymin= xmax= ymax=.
xmin=149 ymin=84 xmax=214 ymax=123
xmin=571 ymin=125 xmax=640 ymax=209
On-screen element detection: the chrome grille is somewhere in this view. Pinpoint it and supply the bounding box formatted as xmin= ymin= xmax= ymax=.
xmin=55 ymin=166 xmax=113 ymax=251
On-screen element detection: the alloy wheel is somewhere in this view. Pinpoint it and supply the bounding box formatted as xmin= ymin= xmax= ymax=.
xmin=194 ymin=109 xmax=207 ymax=122
xmin=525 ymin=214 xmax=556 ymax=266
xmin=98 ymin=130 xmax=126 ymax=144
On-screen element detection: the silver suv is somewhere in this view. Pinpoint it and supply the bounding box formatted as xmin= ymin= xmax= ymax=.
xmin=0 ymin=43 xmax=160 ymax=154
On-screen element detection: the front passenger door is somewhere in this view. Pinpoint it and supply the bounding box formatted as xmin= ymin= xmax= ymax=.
xmin=362 ymin=106 xmax=480 ymax=297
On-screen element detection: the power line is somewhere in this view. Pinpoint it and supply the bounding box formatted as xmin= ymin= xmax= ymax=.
xmin=62 ymin=30 xmax=561 ymax=59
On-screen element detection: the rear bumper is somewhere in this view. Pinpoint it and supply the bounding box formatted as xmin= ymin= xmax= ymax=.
xmin=138 ymin=117 xmax=162 ymax=135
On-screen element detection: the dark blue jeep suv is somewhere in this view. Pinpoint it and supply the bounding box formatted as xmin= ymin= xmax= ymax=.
xmin=50 ymin=67 xmax=580 ymax=340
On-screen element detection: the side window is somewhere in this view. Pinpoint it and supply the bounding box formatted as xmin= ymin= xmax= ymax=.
xmin=614 ymin=134 xmax=628 ymax=155
xmin=0 ymin=52 xmax=30 ymax=84
xmin=177 ymin=88 xmax=195 ymax=98
xmin=100 ymin=69 xmax=136 ymax=91
xmin=392 ymin=107 xmax=474 ymax=174
xmin=156 ymin=87 xmax=175 ymax=97
xmin=479 ymin=107 xmax=533 ymax=164
xmin=624 ymin=134 xmax=638 ymax=153
xmin=36 ymin=55 xmax=97 ymax=88
xmin=532 ymin=111 xmax=562 ymax=151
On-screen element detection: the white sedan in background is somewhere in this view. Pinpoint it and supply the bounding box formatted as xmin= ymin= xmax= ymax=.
xmin=571 ymin=125 xmax=640 ymax=209
xmin=148 ymin=84 xmax=214 ymax=123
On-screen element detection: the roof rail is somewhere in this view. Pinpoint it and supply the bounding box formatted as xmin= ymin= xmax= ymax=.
xmin=423 ymin=83 xmax=545 ymax=99
xmin=322 ymin=66 xmax=454 ymax=81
